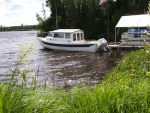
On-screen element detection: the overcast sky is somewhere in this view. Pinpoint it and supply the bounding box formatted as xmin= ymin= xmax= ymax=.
xmin=0 ymin=0 xmax=50 ymax=27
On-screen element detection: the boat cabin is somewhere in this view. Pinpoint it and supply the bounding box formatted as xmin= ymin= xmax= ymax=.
xmin=121 ymin=28 xmax=150 ymax=41
xmin=47 ymin=29 xmax=85 ymax=42
xmin=127 ymin=28 xmax=150 ymax=37
xmin=115 ymin=14 xmax=150 ymax=43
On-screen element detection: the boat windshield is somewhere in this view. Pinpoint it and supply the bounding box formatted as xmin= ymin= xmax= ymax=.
xmin=48 ymin=32 xmax=52 ymax=37
xmin=73 ymin=33 xmax=84 ymax=41
xmin=54 ymin=33 xmax=64 ymax=38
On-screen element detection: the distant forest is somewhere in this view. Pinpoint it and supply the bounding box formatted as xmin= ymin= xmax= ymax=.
xmin=0 ymin=25 xmax=37 ymax=31
xmin=37 ymin=0 xmax=150 ymax=42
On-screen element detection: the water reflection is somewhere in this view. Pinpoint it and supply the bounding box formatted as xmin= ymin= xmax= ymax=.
xmin=30 ymin=49 xmax=129 ymax=86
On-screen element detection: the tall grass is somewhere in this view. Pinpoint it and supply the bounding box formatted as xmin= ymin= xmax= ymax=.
xmin=0 ymin=42 xmax=69 ymax=113
xmin=1 ymin=43 xmax=150 ymax=112
xmin=65 ymin=46 xmax=150 ymax=113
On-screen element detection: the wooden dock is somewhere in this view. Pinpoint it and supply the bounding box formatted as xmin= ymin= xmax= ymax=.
xmin=108 ymin=44 xmax=145 ymax=50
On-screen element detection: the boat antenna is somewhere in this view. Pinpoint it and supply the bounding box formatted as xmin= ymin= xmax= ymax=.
xmin=55 ymin=0 xmax=58 ymax=29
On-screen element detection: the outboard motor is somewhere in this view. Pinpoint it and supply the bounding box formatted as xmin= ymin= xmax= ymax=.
xmin=98 ymin=38 xmax=107 ymax=45
xmin=98 ymin=38 xmax=109 ymax=52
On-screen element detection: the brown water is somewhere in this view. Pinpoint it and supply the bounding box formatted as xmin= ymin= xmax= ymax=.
xmin=0 ymin=31 xmax=130 ymax=86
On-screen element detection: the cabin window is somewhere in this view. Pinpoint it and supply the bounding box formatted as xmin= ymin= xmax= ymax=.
xmin=77 ymin=33 xmax=80 ymax=40
xmin=48 ymin=32 xmax=52 ymax=37
xmin=73 ymin=34 xmax=76 ymax=41
xmin=65 ymin=33 xmax=70 ymax=39
xmin=54 ymin=33 xmax=64 ymax=38
xmin=81 ymin=33 xmax=84 ymax=40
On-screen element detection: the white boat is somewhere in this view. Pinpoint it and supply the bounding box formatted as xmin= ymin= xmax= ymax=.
xmin=119 ymin=28 xmax=150 ymax=46
xmin=115 ymin=14 xmax=150 ymax=47
xmin=37 ymin=29 xmax=108 ymax=52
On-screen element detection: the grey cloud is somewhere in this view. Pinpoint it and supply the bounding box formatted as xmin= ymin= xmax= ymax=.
xmin=25 ymin=1 xmax=32 ymax=5
xmin=4 ymin=1 xmax=24 ymax=12
xmin=9 ymin=4 xmax=23 ymax=10
xmin=5 ymin=12 xmax=20 ymax=19
xmin=5 ymin=0 xmax=12 ymax=3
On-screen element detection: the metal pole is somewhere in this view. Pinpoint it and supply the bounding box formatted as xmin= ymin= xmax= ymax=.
xmin=115 ymin=27 xmax=116 ymax=44
xmin=107 ymin=0 xmax=110 ymax=42
xmin=55 ymin=0 xmax=58 ymax=29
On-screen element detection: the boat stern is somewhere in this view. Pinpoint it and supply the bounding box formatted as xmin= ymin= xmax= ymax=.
xmin=97 ymin=38 xmax=109 ymax=51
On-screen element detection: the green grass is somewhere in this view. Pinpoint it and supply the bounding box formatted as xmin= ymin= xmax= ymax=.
xmin=1 ymin=44 xmax=150 ymax=113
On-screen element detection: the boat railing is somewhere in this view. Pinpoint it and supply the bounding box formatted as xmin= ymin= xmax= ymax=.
xmin=37 ymin=32 xmax=48 ymax=38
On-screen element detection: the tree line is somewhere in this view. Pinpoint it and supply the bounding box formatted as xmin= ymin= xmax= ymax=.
xmin=37 ymin=0 xmax=149 ymax=41
xmin=0 ymin=25 xmax=37 ymax=32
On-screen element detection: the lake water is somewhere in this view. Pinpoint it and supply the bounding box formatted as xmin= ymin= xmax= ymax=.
xmin=0 ymin=31 xmax=130 ymax=86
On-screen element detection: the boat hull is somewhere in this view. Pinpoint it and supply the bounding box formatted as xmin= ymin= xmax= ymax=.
xmin=37 ymin=37 xmax=98 ymax=52
xmin=120 ymin=38 xmax=150 ymax=46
